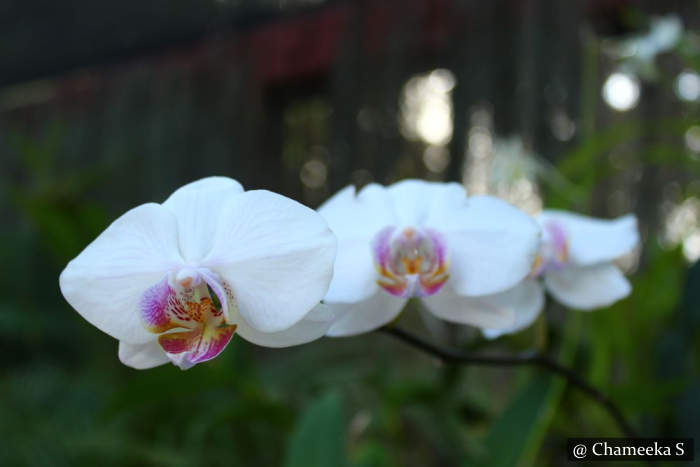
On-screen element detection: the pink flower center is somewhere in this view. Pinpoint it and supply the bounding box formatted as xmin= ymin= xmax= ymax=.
xmin=531 ymin=221 xmax=569 ymax=277
xmin=372 ymin=226 xmax=449 ymax=298
xmin=139 ymin=269 xmax=237 ymax=369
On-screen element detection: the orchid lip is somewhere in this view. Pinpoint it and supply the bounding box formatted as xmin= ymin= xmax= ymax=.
xmin=531 ymin=220 xmax=569 ymax=277
xmin=372 ymin=226 xmax=449 ymax=298
xmin=140 ymin=268 xmax=237 ymax=369
xmin=168 ymin=266 xmax=236 ymax=324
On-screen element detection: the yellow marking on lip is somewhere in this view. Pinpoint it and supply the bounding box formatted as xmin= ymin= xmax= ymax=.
xmin=530 ymin=254 xmax=543 ymax=273
xmin=401 ymin=257 xmax=422 ymax=275
xmin=559 ymin=243 xmax=569 ymax=262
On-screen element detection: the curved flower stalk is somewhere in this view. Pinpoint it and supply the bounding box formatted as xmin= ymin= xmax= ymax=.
xmin=318 ymin=179 xmax=541 ymax=336
xmin=482 ymin=210 xmax=639 ymax=339
xmin=60 ymin=177 xmax=337 ymax=369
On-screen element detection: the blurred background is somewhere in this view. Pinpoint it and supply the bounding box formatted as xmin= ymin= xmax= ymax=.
xmin=1 ymin=0 xmax=700 ymax=465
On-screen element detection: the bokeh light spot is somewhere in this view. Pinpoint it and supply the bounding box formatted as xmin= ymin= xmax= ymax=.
xmin=602 ymin=72 xmax=640 ymax=111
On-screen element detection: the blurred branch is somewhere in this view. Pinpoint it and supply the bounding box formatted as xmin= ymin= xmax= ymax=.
xmin=379 ymin=325 xmax=638 ymax=438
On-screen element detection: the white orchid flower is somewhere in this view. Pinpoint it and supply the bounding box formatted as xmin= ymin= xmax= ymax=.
xmin=60 ymin=177 xmax=337 ymax=370
xmin=482 ymin=210 xmax=639 ymax=339
xmin=317 ymin=179 xmax=541 ymax=336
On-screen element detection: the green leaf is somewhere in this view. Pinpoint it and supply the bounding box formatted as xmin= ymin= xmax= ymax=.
xmin=473 ymin=374 xmax=560 ymax=467
xmin=473 ymin=316 xmax=581 ymax=467
xmin=284 ymin=392 xmax=347 ymax=467
xmin=352 ymin=440 xmax=395 ymax=467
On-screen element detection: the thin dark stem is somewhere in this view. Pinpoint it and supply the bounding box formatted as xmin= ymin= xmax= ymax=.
xmin=379 ymin=325 xmax=638 ymax=438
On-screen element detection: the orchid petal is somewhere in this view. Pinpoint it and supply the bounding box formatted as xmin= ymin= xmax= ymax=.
xmin=539 ymin=211 xmax=639 ymax=265
xmin=59 ymin=203 xmax=183 ymax=344
xmin=319 ymin=184 xmax=397 ymax=303
xmin=324 ymin=238 xmax=379 ymax=303
xmin=163 ymin=176 xmax=244 ymax=262
xmin=233 ymin=304 xmax=343 ymax=347
xmin=544 ymin=263 xmax=631 ymax=310
xmin=480 ymin=279 xmax=545 ymax=339
xmin=421 ymin=283 xmax=519 ymax=329
xmin=325 ymin=291 xmax=407 ymax=337
xmin=388 ymin=179 xmax=463 ymax=226
xmin=304 ymin=302 xmax=347 ymax=322
xmin=205 ymin=190 xmax=337 ymax=332
xmin=118 ymin=341 xmax=170 ymax=369
xmin=319 ymin=184 xmax=397 ymax=240
xmin=427 ymin=195 xmax=540 ymax=295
